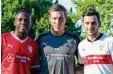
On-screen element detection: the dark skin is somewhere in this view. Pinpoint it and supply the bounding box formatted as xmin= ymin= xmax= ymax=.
xmin=14 ymin=12 xmax=31 ymax=40
xmin=14 ymin=12 xmax=39 ymax=74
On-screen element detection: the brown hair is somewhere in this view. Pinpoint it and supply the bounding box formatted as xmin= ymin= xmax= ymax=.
xmin=49 ymin=4 xmax=67 ymax=17
xmin=82 ymin=7 xmax=100 ymax=24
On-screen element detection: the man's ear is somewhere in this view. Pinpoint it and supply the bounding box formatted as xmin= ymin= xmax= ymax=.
xmin=49 ymin=15 xmax=51 ymax=24
xmin=98 ymin=21 xmax=101 ymax=27
xmin=49 ymin=15 xmax=51 ymax=20
xmin=81 ymin=19 xmax=84 ymax=26
xmin=14 ymin=19 xmax=16 ymax=26
xmin=65 ymin=16 xmax=67 ymax=23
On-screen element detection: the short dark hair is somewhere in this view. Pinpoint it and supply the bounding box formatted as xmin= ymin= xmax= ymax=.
xmin=16 ymin=9 xmax=30 ymax=16
xmin=49 ymin=4 xmax=67 ymax=17
xmin=82 ymin=7 xmax=100 ymax=23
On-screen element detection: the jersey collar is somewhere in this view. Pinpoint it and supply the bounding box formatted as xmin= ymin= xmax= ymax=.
xmin=87 ymin=33 xmax=103 ymax=42
xmin=11 ymin=31 xmax=28 ymax=43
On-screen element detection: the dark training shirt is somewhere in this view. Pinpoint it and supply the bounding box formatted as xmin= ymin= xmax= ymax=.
xmin=35 ymin=31 xmax=80 ymax=74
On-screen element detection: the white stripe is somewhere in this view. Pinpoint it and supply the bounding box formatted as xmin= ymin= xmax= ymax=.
xmin=30 ymin=65 xmax=40 ymax=69
xmin=11 ymin=31 xmax=28 ymax=43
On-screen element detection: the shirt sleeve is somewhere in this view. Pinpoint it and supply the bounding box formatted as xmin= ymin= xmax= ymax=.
xmin=1 ymin=34 xmax=5 ymax=51
xmin=111 ymin=46 xmax=113 ymax=61
xmin=110 ymin=38 xmax=113 ymax=61
xmin=30 ymin=54 xmax=40 ymax=69
xmin=30 ymin=44 xmax=40 ymax=70
xmin=78 ymin=43 xmax=84 ymax=64
xmin=1 ymin=34 xmax=6 ymax=61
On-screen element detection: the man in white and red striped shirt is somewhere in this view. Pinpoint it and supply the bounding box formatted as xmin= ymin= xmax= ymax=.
xmin=78 ymin=7 xmax=113 ymax=74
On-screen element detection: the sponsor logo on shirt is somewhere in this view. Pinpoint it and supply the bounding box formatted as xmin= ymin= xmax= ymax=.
xmin=8 ymin=44 xmax=14 ymax=48
xmin=16 ymin=55 xmax=30 ymax=63
xmin=6 ymin=54 xmax=15 ymax=62
xmin=43 ymin=43 xmax=48 ymax=46
xmin=82 ymin=55 xmax=112 ymax=66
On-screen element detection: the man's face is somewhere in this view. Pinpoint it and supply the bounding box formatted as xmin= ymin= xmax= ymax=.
xmin=14 ymin=12 xmax=31 ymax=34
xmin=49 ymin=11 xmax=66 ymax=32
xmin=82 ymin=15 xmax=99 ymax=36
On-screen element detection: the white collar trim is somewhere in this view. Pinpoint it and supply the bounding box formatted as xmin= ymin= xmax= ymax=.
xmin=11 ymin=31 xmax=28 ymax=43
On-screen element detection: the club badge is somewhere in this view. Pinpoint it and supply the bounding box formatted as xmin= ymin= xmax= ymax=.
xmin=99 ymin=45 xmax=104 ymax=51
xmin=28 ymin=46 xmax=32 ymax=53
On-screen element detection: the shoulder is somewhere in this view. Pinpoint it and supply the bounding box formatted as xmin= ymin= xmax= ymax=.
xmin=101 ymin=34 xmax=113 ymax=42
xmin=34 ymin=31 xmax=50 ymax=41
xmin=27 ymin=36 xmax=38 ymax=47
xmin=65 ymin=31 xmax=81 ymax=41
xmin=78 ymin=39 xmax=87 ymax=47
xmin=1 ymin=32 xmax=11 ymax=41
xmin=2 ymin=32 xmax=10 ymax=37
xmin=1 ymin=32 xmax=11 ymax=46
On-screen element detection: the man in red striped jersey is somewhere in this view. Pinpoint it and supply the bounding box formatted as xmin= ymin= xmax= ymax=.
xmin=1 ymin=9 xmax=40 ymax=74
xmin=78 ymin=7 xmax=113 ymax=74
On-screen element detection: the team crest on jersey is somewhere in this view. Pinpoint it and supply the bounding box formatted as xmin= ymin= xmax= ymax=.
xmin=66 ymin=40 xmax=76 ymax=50
xmin=28 ymin=46 xmax=32 ymax=53
xmin=99 ymin=45 xmax=104 ymax=51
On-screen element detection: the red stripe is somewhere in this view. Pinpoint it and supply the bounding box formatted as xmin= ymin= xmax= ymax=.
xmin=82 ymin=55 xmax=113 ymax=66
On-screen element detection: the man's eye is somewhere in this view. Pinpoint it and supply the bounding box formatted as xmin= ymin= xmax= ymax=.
xmin=53 ymin=18 xmax=57 ymax=20
xmin=59 ymin=18 xmax=62 ymax=20
xmin=85 ymin=22 xmax=89 ymax=24
xmin=92 ymin=22 xmax=96 ymax=25
xmin=18 ymin=19 xmax=22 ymax=21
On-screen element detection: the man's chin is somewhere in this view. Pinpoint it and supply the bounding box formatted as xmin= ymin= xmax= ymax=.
xmin=19 ymin=30 xmax=26 ymax=34
xmin=54 ymin=29 xmax=60 ymax=32
xmin=87 ymin=33 xmax=95 ymax=36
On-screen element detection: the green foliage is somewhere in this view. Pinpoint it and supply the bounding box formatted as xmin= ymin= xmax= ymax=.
xmin=65 ymin=11 xmax=82 ymax=35
xmin=73 ymin=0 xmax=113 ymax=38
xmin=2 ymin=0 xmax=81 ymax=39
xmin=65 ymin=12 xmax=76 ymax=31
xmin=2 ymin=0 xmax=53 ymax=38
xmin=35 ymin=13 xmax=50 ymax=35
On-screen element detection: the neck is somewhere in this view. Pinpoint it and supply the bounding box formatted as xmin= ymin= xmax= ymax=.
xmin=14 ymin=31 xmax=27 ymax=40
xmin=51 ymin=29 xmax=65 ymax=36
xmin=87 ymin=32 xmax=100 ymax=42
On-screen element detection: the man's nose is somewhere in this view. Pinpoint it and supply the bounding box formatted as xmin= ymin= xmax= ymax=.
xmin=56 ymin=19 xmax=60 ymax=25
xmin=88 ymin=24 xmax=93 ymax=28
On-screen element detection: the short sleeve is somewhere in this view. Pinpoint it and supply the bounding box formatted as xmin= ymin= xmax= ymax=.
xmin=110 ymin=38 xmax=113 ymax=61
xmin=78 ymin=42 xmax=84 ymax=64
xmin=30 ymin=44 xmax=40 ymax=69
xmin=31 ymin=53 xmax=40 ymax=69
xmin=78 ymin=43 xmax=84 ymax=64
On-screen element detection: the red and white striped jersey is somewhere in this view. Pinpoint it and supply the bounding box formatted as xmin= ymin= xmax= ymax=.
xmin=78 ymin=34 xmax=113 ymax=74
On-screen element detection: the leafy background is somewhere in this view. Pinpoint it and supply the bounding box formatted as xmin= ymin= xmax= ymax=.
xmin=2 ymin=0 xmax=113 ymax=39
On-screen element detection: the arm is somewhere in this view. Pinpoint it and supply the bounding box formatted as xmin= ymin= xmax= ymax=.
xmin=30 ymin=53 xmax=40 ymax=74
xmin=75 ymin=49 xmax=84 ymax=74
xmin=75 ymin=37 xmax=84 ymax=74
xmin=75 ymin=55 xmax=84 ymax=74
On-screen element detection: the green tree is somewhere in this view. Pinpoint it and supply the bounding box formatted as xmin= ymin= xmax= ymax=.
xmin=72 ymin=0 xmax=113 ymax=38
xmin=1 ymin=0 xmax=52 ymax=38
xmin=2 ymin=0 xmax=81 ymax=39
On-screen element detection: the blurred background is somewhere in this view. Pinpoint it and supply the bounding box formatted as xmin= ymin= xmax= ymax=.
xmin=1 ymin=0 xmax=113 ymax=39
